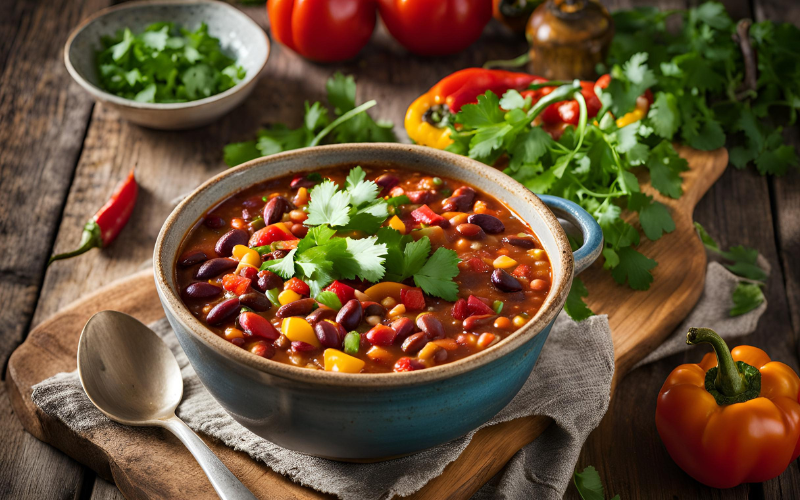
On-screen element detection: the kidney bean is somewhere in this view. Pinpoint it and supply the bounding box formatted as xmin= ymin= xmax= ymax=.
xmin=416 ymin=314 xmax=445 ymax=340
xmin=463 ymin=314 xmax=498 ymax=331
xmin=306 ymin=307 xmax=337 ymax=324
xmin=290 ymin=174 xmax=318 ymax=189
xmin=502 ymin=236 xmax=536 ymax=249
xmin=363 ymin=301 xmax=386 ymax=317
xmin=204 ymin=215 xmax=226 ymax=229
xmin=231 ymin=337 xmax=245 ymax=347
xmin=184 ymin=282 xmax=222 ymax=299
xmin=391 ymin=317 xmax=416 ymax=341
xmin=250 ymin=341 xmax=276 ymax=359
xmin=276 ymin=298 xmax=316 ymax=318
xmin=179 ymin=249 xmax=207 ymax=267
xmin=239 ymin=292 xmax=271 ymax=312
xmin=314 ymin=321 xmax=342 ymax=348
xmin=292 ymin=341 xmax=317 ymax=352
xmin=239 ymin=311 xmax=280 ymax=340
xmin=441 ymin=194 xmax=471 ymax=212
xmin=401 ymin=332 xmax=428 ymax=353
xmin=434 ymin=349 xmax=448 ymax=363
xmin=531 ymin=279 xmax=549 ymax=292
xmin=336 ymin=299 xmax=363 ymax=331
xmin=263 ymin=196 xmax=293 ymax=225
xmin=491 ymin=269 xmax=523 ymax=292
xmin=194 ymin=258 xmax=237 ymax=279
xmin=366 ymin=325 xmax=397 ymax=346
xmin=253 ymin=269 xmax=282 ymax=293
xmin=263 ymin=249 xmax=287 ymax=261
xmin=456 ymin=223 xmax=485 ymax=239
xmin=206 ymin=297 xmax=240 ymax=325
xmin=215 ymin=229 xmax=249 ymax=257
xmin=290 ymin=223 xmax=308 ymax=238
xmin=274 ymin=334 xmax=291 ymax=349
xmin=375 ymin=174 xmax=399 ymax=195
xmin=407 ymin=190 xmax=431 ymax=204
xmin=467 ymin=214 xmax=505 ymax=234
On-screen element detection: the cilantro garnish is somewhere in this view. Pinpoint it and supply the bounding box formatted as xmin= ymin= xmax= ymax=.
xmin=305 ymin=166 xmax=389 ymax=233
xmin=97 ymin=23 xmax=245 ymax=103
xmin=314 ymin=291 xmax=342 ymax=311
xmin=564 ymin=277 xmax=594 ymax=322
xmin=694 ymin=222 xmax=768 ymax=316
xmin=223 ymin=73 xmax=396 ymax=166
xmin=573 ymin=465 xmax=619 ymax=500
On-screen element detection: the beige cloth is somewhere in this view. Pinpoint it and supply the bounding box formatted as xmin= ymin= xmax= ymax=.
xmin=31 ymin=262 xmax=764 ymax=499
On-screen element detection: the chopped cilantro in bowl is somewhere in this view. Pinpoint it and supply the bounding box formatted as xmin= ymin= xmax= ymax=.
xmin=95 ymin=22 xmax=246 ymax=103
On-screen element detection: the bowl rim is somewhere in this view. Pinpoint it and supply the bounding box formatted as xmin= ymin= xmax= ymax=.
xmin=154 ymin=143 xmax=574 ymax=388
xmin=63 ymin=0 xmax=270 ymax=111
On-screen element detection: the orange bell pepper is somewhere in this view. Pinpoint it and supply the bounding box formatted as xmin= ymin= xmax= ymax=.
xmin=656 ymin=328 xmax=800 ymax=489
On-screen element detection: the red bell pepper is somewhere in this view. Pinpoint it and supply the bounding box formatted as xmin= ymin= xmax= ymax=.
xmin=49 ymin=170 xmax=138 ymax=265
xmin=223 ymin=274 xmax=252 ymax=296
xmin=400 ymin=287 xmax=426 ymax=311
xmin=249 ymin=224 xmax=297 ymax=247
xmin=284 ymin=277 xmax=310 ymax=296
xmin=411 ymin=205 xmax=447 ymax=227
xmin=325 ymin=280 xmax=356 ymax=305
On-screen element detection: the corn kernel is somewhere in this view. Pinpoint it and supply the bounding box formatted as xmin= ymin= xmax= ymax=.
xmin=493 ymin=255 xmax=518 ymax=269
xmin=449 ymin=213 xmax=469 ymax=226
xmin=494 ymin=317 xmax=512 ymax=330
xmin=388 ymin=304 xmax=406 ymax=318
xmin=512 ymin=315 xmax=527 ymax=328
xmin=388 ymin=215 xmax=406 ymax=234
xmin=279 ymin=289 xmax=301 ymax=305
xmin=224 ymin=328 xmax=244 ymax=341
xmin=282 ymin=317 xmax=319 ymax=347
xmin=324 ymin=348 xmax=365 ymax=373
xmin=366 ymin=346 xmax=393 ymax=363
xmin=528 ymin=249 xmax=546 ymax=260
xmin=381 ymin=296 xmax=397 ymax=308
xmin=417 ymin=342 xmax=441 ymax=360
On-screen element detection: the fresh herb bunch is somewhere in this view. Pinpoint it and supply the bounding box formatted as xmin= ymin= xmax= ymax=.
xmin=224 ymin=73 xmax=396 ymax=166
xmin=261 ymin=167 xmax=460 ymax=300
xmin=605 ymin=1 xmax=800 ymax=175
xmin=446 ymin=79 xmax=685 ymax=320
xmin=694 ymin=223 xmax=767 ymax=316
xmin=97 ymin=22 xmax=245 ymax=103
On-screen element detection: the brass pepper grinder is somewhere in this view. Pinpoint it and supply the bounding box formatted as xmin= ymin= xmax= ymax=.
xmin=525 ymin=0 xmax=614 ymax=80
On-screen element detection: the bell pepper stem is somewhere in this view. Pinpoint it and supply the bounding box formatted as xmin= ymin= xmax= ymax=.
xmin=687 ymin=327 xmax=747 ymax=397
xmin=48 ymin=220 xmax=103 ymax=266
xmin=483 ymin=53 xmax=530 ymax=70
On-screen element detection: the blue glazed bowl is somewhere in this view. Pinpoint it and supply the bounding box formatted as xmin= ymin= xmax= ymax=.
xmin=154 ymin=144 xmax=602 ymax=460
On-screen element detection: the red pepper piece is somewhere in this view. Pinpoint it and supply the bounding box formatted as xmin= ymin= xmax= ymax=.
xmin=459 ymin=257 xmax=491 ymax=273
xmin=285 ymin=277 xmax=310 ymax=296
xmin=452 ymin=298 xmax=469 ymax=321
xmin=400 ymin=287 xmax=426 ymax=311
xmin=249 ymin=224 xmax=298 ymax=247
xmin=511 ymin=264 xmax=532 ymax=280
xmin=49 ymin=170 xmax=138 ymax=265
xmin=325 ymin=280 xmax=356 ymax=305
xmin=394 ymin=357 xmax=425 ymax=372
xmin=411 ymin=205 xmax=447 ymax=227
xmin=223 ymin=274 xmax=252 ymax=296
xmin=467 ymin=295 xmax=494 ymax=317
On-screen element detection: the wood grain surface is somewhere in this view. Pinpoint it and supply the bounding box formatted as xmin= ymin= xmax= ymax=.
xmin=6 ymin=147 xmax=726 ymax=500
xmin=1 ymin=0 xmax=799 ymax=499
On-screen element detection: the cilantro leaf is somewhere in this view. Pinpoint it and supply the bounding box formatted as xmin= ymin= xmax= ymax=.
xmin=574 ymin=465 xmax=619 ymax=500
xmin=223 ymin=141 xmax=260 ymax=167
xmin=646 ymin=141 xmax=687 ymax=199
xmin=722 ymin=245 xmax=768 ymax=281
xmin=315 ymin=291 xmax=342 ymax=310
xmin=345 ymin=237 xmax=387 ymax=282
xmin=693 ymin=222 xmax=720 ymax=252
xmin=647 ymin=92 xmax=680 ymax=139
xmin=628 ymin=193 xmax=675 ymax=241
xmin=456 ymin=91 xmax=506 ymax=128
xmin=413 ymin=247 xmax=461 ymax=301
xmin=345 ymin=166 xmax=380 ymax=207
xmin=376 ymin=227 xmax=412 ymax=280
xmin=730 ymin=282 xmax=765 ymax=316
xmin=401 ymin=237 xmax=432 ymax=280
xmin=305 ymin=180 xmax=351 ymax=227
xmin=261 ymin=249 xmax=297 ymax=279
xmin=564 ymin=278 xmax=594 ymax=321
xmin=611 ymin=247 xmax=657 ymax=290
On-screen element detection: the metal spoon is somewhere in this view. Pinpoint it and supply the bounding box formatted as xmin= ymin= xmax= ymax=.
xmin=77 ymin=310 xmax=258 ymax=500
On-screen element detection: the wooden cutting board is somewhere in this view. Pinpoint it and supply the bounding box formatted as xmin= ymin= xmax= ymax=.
xmin=5 ymin=145 xmax=727 ymax=500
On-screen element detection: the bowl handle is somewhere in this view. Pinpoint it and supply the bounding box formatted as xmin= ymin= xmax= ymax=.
xmin=538 ymin=195 xmax=603 ymax=275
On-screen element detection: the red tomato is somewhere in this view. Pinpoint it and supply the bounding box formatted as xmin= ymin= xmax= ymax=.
xmin=411 ymin=205 xmax=447 ymax=227
xmin=284 ymin=277 xmax=310 ymax=296
xmin=400 ymin=287 xmax=426 ymax=311
xmin=267 ymin=0 xmax=376 ymax=62
xmin=467 ymin=295 xmax=494 ymax=316
xmin=222 ymin=274 xmax=252 ymax=296
xmin=377 ymin=0 xmax=492 ymax=56
xmin=452 ymin=298 xmax=469 ymax=321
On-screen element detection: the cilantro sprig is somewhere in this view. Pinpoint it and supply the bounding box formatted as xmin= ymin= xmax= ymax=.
xmin=224 ymin=73 xmax=396 ymax=166
xmin=694 ymin=223 xmax=768 ymax=316
xmin=305 ymin=166 xmax=390 ymax=234
xmin=97 ymin=23 xmax=245 ymax=103
xmin=573 ymin=465 xmax=620 ymax=500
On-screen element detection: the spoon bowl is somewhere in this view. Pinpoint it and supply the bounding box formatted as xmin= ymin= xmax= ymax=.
xmin=77 ymin=310 xmax=257 ymax=500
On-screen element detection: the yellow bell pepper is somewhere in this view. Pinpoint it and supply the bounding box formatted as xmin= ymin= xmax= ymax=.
xmin=388 ymin=215 xmax=406 ymax=234
xmin=281 ymin=317 xmax=320 ymax=347
xmin=364 ymin=282 xmax=410 ymax=302
xmin=405 ymin=93 xmax=454 ymax=149
xmin=324 ymin=349 xmax=365 ymax=373
xmin=279 ymin=289 xmax=301 ymax=305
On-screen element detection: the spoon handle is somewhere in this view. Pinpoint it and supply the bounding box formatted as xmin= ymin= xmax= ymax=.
xmin=162 ymin=416 xmax=258 ymax=500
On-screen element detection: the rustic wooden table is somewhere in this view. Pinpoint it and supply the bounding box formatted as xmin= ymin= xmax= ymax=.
xmin=1 ymin=0 xmax=798 ymax=498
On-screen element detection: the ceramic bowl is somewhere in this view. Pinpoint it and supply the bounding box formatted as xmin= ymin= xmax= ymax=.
xmin=154 ymin=144 xmax=602 ymax=460
xmin=64 ymin=0 xmax=269 ymax=130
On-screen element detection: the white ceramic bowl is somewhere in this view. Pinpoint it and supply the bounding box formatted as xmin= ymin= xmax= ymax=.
xmin=64 ymin=0 xmax=269 ymax=130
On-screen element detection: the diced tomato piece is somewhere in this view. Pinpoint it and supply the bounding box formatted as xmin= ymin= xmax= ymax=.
xmin=249 ymin=224 xmax=298 ymax=247
xmin=366 ymin=325 xmax=397 ymax=346
xmin=467 ymin=295 xmax=494 ymax=317
xmin=222 ymin=274 xmax=251 ymax=296
xmin=325 ymin=280 xmax=355 ymax=305
xmin=239 ymin=312 xmax=279 ymax=340
xmin=452 ymin=298 xmax=469 ymax=321
xmin=406 ymin=191 xmax=431 ymax=204
xmin=458 ymin=257 xmax=491 ymax=273
xmin=393 ymin=357 xmax=425 ymax=372
xmin=411 ymin=205 xmax=447 ymax=227
xmin=284 ymin=277 xmax=310 ymax=296
xmin=400 ymin=287 xmax=426 ymax=311
xmin=237 ymin=265 xmax=258 ymax=281
xmin=511 ymin=264 xmax=532 ymax=280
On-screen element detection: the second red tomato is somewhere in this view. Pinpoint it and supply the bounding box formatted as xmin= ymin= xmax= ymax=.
xmin=268 ymin=0 xmax=376 ymax=62
xmin=377 ymin=0 xmax=492 ymax=56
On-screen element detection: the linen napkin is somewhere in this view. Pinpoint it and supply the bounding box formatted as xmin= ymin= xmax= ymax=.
xmin=30 ymin=262 xmax=765 ymax=500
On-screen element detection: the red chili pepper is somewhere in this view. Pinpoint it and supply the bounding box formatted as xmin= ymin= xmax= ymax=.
xmin=48 ymin=170 xmax=138 ymax=265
